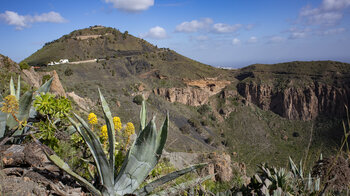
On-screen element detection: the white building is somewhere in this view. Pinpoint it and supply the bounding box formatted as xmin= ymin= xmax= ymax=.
xmin=59 ymin=59 xmax=69 ymax=64
xmin=48 ymin=59 xmax=69 ymax=66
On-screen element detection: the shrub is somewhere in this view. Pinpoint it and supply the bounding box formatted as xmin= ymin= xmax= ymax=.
xmin=42 ymin=74 xmax=51 ymax=83
xmin=19 ymin=61 xmax=30 ymax=70
xmin=180 ymin=124 xmax=191 ymax=134
xmin=64 ymin=67 xmax=73 ymax=76
xmin=133 ymin=95 xmax=143 ymax=105
xmin=187 ymin=118 xmax=200 ymax=128
xmin=197 ymin=104 xmax=212 ymax=115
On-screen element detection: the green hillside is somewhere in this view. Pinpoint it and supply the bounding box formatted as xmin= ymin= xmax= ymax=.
xmin=23 ymin=26 xmax=350 ymax=172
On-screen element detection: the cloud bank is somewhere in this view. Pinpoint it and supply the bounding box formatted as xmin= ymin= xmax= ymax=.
xmin=0 ymin=11 xmax=65 ymax=30
xmin=141 ymin=26 xmax=168 ymax=39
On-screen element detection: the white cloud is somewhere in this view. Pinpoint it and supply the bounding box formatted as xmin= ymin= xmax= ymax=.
xmin=212 ymin=23 xmax=242 ymax=33
xmin=322 ymin=0 xmax=350 ymax=10
xmin=105 ymin=0 xmax=154 ymax=12
xmin=318 ymin=27 xmax=346 ymax=35
xmin=141 ymin=26 xmax=168 ymax=39
xmin=298 ymin=0 xmax=350 ymax=26
xmin=287 ymin=27 xmax=312 ymax=39
xmin=267 ymin=36 xmax=286 ymax=43
xmin=0 ymin=11 xmax=65 ymax=30
xmin=232 ymin=38 xmax=240 ymax=45
xmin=175 ymin=18 xmax=213 ymax=33
xmin=247 ymin=36 xmax=258 ymax=43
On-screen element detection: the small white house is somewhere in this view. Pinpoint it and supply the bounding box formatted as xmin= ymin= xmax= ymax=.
xmin=59 ymin=59 xmax=69 ymax=64
xmin=47 ymin=59 xmax=69 ymax=66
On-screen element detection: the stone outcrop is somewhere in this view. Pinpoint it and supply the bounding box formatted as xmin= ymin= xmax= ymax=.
xmin=153 ymin=79 xmax=230 ymax=106
xmin=22 ymin=67 xmax=66 ymax=97
xmin=0 ymin=143 xmax=84 ymax=195
xmin=67 ymin=91 xmax=95 ymax=111
xmin=163 ymin=151 xmax=236 ymax=182
xmin=204 ymin=152 xmax=233 ymax=182
xmin=237 ymin=81 xmax=350 ymax=120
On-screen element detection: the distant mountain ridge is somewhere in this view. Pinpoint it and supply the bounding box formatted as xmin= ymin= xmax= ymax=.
xmin=15 ymin=26 xmax=350 ymax=169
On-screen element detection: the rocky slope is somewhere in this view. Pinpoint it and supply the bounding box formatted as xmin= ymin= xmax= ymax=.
xmin=153 ymin=78 xmax=231 ymax=106
xmin=17 ymin=26 xmax=350 ymax=170
xmin=235 ymin=61 xmax=350 ymax=120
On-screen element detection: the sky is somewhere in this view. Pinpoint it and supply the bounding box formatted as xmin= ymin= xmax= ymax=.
xmin=0 ymin=0 xmax=350 ymax=68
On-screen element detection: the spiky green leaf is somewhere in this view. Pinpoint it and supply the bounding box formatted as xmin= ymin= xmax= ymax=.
xmin=0 ymin=112 xmax=8 ymax=138
xmin=10 ymin=77 xmax=15 ymax=96
xmin=48 ymin=154 xmax=101 ymax=196
xmin=136 ymin=163 xmax=207 ymax=196
xmin=114 ymin=117 xmax=161 ymax=195
xmin=98 ymin=88 xmax=115 ymax=177
xmin=140 ymin=99 xmax=147 ymax=131
xmin=150 ymin=175 xmax=212 ymax=196
xmin=16 ymin=76 xmax=20 ymax=100
xmin=69 ymin=114 xmax=114 ymax=190
xmin=37 ymin=77 xmax=53 ymax=93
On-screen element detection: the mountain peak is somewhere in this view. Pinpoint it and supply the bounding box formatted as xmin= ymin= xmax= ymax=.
xmin=25 ymin=26 xmax=157 ymax=66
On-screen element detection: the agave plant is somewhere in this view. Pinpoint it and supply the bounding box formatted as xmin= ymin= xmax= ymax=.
xmin=46 ymin=89 xmax=205 ymax=196
xmin=0 ymin=76 xmax=53 ymax=142
xmin=289 ymin=157 xmax=320 ymax=194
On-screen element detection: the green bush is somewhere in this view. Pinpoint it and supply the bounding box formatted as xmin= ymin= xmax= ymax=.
xmin=19 ymin=61 xmax=30 ymax=70
xmin=197 ymin=104 xmax=212 ymax=115
xmin=188 ymin=118 xmax=200 ymax=128
xmin=42 ymin=75 xmax=51 ymax=83
xmin=180 ymin=124 xmax=191 ymax=134
xmin=64 ymin=67 xmax=73 ymax=76
xmin=133 ymin=95 xmax=143 ymax=105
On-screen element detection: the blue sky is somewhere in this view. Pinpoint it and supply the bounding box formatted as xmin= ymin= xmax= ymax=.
xmin=0 ymin=0 xmax=350 ymax=68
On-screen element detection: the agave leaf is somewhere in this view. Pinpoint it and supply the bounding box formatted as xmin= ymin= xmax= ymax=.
xmin=38 ymin=77 xmax=53 ymax=93
xmin=10 ymin=77 xmax=15 ymax=96
xmin=140 ymin=99 xmax=147 ymax=131
xmin=69 ymin=114 xmax=114 ymax=189
xmin=150 ymin=175 xmax=212 ymax=196
xmin=16 ymin=76 xmax=20 ymax=100
xmin=48 ymin=154 xmax=101 ymax=196
xmin=289 ymin=157 xmax=300 ymax=178
xmin=114 ymin=117 xmax=161 ymax=195
xmin=98 ymin=88 xmax=115 ymax=177
xmin=66 ymin=125 xmax=77 ymax=134
xmin=0 ymin=112 xmax=8 ymax=138
xmin=135 ymin=163 xmax=207 ymax=196
xmin=155 ymin=112 xmax=168 ymax=156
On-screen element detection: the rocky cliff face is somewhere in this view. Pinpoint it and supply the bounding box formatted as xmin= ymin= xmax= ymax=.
xmin=153 ymin=79 xmax=230 ymax=106
xmin=22 ymin=68 xmax=66 ymax=97
xmin=237 ymin=81 xmax=350 ymax=120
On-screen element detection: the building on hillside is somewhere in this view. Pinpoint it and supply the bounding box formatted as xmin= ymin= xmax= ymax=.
xmin=59 ymin=59 xmax=69 ymax=64
xmin=48 ymin=59 xmax=69 ymax=66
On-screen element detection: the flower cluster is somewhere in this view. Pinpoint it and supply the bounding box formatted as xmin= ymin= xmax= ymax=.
xmin=125 ymin=122 xmax=135 ymax=136
xmin=1 ymin=95 xmax=19 ymax=114
xmin=88 ymin=113 xmax=98 ymax=125
xmin=100 ymin=125 xmax=108 ymax=142
xmin=113 ymin=116 xmax=122 ymax=132
xmin=81 ymin=113 xmax=136 ymax=153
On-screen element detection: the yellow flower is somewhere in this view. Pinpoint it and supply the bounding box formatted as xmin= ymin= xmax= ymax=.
xmin=88 ymin=113 xmax=98 ymax=125
xmin=113 ymin=116 xmax=122 ymax=132
xmin=1 ymin=95 xmax=19 ymax=114
xmin=100 ymin=125 xmax=108 ymax=141
xmin=125 ymin=122 xmax=135 ymax=136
